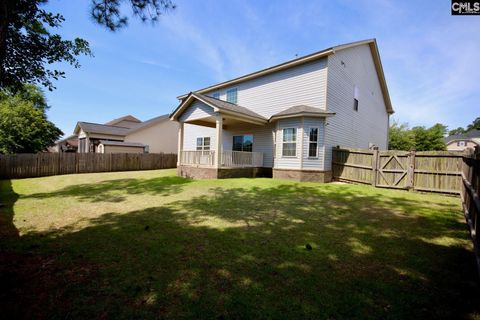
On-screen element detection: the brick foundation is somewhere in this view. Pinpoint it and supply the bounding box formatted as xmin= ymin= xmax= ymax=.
xmin=272 ymin=168 xmax=332 ymax=183
xmin=177 ymin=165 xmax=272 ymax=179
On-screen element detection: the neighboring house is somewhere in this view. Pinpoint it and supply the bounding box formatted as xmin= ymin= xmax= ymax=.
xmin=170 ymin=39 xmax=394 ymax=182
xmin=51 ymin=134 xmax=79 ymax=153
xmin=445 ymin=130 xmax=480 ymax=151
xmin=73 ymin=114 xmax=178 ymax=154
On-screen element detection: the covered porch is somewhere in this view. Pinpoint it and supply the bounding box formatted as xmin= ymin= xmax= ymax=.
xmin=171 ymin=92 xmax=270 ymax=179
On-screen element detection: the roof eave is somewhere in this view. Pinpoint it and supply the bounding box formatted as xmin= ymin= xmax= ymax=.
xmin=269 ymin=112 xmax=336 ymax=122
xmin=176 ymin=48 xmax=335 ymax=100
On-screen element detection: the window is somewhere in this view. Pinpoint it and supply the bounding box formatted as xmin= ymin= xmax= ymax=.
xmin=353 ymin=86 xmax=359 ymax=112
xmin=196 ymin=137 xmax=211 ymax=152
xmin=282 ymin=128 xmax=297 ymax=157
xmin=226 ymin=88 xmax=237 ymax=104
xmin=232 ymin=135 xmax=253 ymax=152
xmin=308 ymin=128 xmax=319 ymax=158
xmin=458 ymin=141 xmax=466 ymax=147
xmin=353 ymin=98 xmax=359 ymax=111
xmin=212 ymin=92 xmax=220 ymax=99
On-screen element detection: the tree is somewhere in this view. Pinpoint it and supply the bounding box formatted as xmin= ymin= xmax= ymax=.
xmin=466 ymin=117 xmax=480 ymax=131
xmin=388 ymin=121 xmax=447 ymax=151
xmin=448 ymin=127 xmax=465 ymax=136
xmin=388 ymin=121 xmax=415 ymax=151
xmin=447 ymin=116 xmax=480 ymax=136
xmin=0 ymin=84 xmax=62 ymax=153
xmin=0 ymin=0 xmax=175 ymax=91
xmin=411 ymin=124 xmax=447 ymax=151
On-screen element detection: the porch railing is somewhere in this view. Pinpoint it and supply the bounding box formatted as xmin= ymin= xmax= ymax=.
xmin=181 ymin=150 xmax=215 ymax=166
xmin=180 ymin=150 xmax=263 ymax=168
xmin=221 ymin=150 xmax=263 ymax=168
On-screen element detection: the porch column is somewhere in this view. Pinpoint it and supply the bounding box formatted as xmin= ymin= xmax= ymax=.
xmin=214 ymin=114 xmax=223 ymax=168
xmin=177 ymin=122 xmax=184 ymax=166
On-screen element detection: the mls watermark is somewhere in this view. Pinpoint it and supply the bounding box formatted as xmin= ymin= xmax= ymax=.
xmin=452 ymin=0 xmax=480 ymax=15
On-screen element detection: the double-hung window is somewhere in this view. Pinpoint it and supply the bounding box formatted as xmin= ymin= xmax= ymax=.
xmin=226 ymin=88 xmax=237 ymax=104
xmin=282 ymin=128 xmax=297 ymax=157
xmin=196 ymin=137 xmax=211 ymax=153
xmin=232 ymin=135 xmax=253 ymax=152
xmin=308 ymin=128 xmax=319 ymax=158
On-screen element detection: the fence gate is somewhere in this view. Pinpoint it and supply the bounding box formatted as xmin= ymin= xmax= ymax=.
xmin=375 ymin=151 xmax=410 ymax=189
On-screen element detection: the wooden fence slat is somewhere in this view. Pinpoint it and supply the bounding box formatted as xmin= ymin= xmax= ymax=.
xmin=0 ymin=153 xmax=177 ymax=179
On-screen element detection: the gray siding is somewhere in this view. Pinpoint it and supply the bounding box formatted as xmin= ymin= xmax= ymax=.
xmin=183 ymin=124 xmax=216 ymax=151
xmin=324 ymin=44 xmax=389 ymax=171
xmin=206 ymin=59 xmax=328 ymax=118
xmin=179 ymin=100 xmax=214 ymax=122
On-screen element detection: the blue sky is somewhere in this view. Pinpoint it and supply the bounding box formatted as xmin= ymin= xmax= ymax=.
xmin=43 ymin=0 xmax=480 ymax=137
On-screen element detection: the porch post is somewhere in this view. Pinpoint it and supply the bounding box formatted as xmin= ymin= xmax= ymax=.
xmin=214 ymin=114 xmax=223 ymax=168
xmin=177 ymin=122 xmax=184 ymax=166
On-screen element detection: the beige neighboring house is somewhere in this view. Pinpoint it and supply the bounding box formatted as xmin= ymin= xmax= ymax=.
xmin=73 ymin=114 xmax=178 ymax=154
xmin=445 ymin=130 xmax=480 ymax=151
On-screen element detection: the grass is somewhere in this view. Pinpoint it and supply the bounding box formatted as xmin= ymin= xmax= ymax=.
xmin=0 ymin=169 xmax=479 ymax=319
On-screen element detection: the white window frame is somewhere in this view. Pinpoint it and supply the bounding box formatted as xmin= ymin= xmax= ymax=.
xmin=307 ymin=127 xmax=319 ymax=158
xmin=226 ymin=88 xmax=238 ymax=104
xmin=196 ymin=137 xmax=211 ymax=152
xmin=282 ymin=128 xmax=297 ymax=157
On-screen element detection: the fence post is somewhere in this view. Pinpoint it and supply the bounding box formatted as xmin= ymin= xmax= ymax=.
xmin=406 ymin=150 xmax=416 ymax=191
xmin=371 ymin=147 xmax=379 ymax=187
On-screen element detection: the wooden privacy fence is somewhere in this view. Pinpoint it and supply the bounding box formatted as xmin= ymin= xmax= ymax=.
xmin=0 ymin=153 xmax=177 ymax=179
xmin=333 ymin=146 xmax=480 ymax=275
xmin=332 ymin=147 xmax=467 ymax=194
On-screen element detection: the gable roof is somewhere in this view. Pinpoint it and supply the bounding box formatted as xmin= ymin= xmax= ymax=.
xmin=126 ymin=114 xmax=170 ymax=135
xmin=75 ymin=122 xmax=130 ymax=136
xmin=445 ymin=129 xmax=480 ymax=143
xmin=176 ymin=39 xmax=393 ymax=114
xmin=170 ymin=92 xmax=268 ymax=124
xmin=105 ymin=115 xmax=141 ymax=126
xmin=270 ymin=105 xmax=335 ymax=121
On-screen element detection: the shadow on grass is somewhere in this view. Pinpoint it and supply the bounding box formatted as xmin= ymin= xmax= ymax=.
xmin=23 ymin=176 xmax=191 ymax=202
xmin=0 ymin=180 xmax=19 ymax=239
xmin=3 ymin=183 xmax=480 ymax=319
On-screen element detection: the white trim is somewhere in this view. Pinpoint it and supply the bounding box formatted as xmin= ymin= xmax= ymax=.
xmin=306 ymin=126 xmax=320 ymax=159
xmin=281 ymin=127 xmax=297 ymax=158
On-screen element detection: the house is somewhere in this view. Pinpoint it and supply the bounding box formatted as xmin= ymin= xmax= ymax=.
xmin=445 ymin=130 xmax=480 ymax=151
xmin=73 ymin=114 xmax=178 ymax=154
xmin=51 ymin=134 xmax=79 ymax=153
xmin=170 ymin=39 xmax=394 ymax=182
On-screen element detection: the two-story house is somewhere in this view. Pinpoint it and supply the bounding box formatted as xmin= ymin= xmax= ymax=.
xmin=170 ymin=39 xmax=394 ymax=182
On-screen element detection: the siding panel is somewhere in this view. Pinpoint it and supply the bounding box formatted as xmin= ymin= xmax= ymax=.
xmin=179 ymin=101 xmax=214 ymax=122
xmin=324 ymin=44 xmax=389 ymax=171
xmin=205 ymin=59 xmax=328 ymax=118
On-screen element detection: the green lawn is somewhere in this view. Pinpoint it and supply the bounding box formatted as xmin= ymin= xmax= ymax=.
xmin=0 ymin=169 xmax=479 ymax=319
